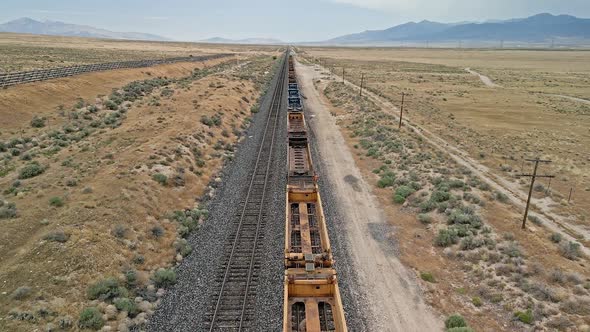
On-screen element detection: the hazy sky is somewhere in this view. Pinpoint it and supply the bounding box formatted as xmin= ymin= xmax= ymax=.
xmin=1 ymin=0 xmax=589 ymax=41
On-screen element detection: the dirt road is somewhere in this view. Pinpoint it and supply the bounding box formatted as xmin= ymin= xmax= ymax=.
xmin=296 ymin=62 xmax=443 ymax=332
xmin=465 ymin=67 xmax=501 ymax=88
xmin=312 ymin=62 xmax=590 ymax=256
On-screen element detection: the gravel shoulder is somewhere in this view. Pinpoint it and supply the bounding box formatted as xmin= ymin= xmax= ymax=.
xmin=296 ymin=61 xmax=443 ymax=331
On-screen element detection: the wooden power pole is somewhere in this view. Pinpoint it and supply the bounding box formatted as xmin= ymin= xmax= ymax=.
xmin=398 ymin=92 xmax=405 ymax=129
xmin=359 ymin=73 xmax=364 ymax=97
xmin=517 ymin=158 xmax=554 ymax=229
xmin=342 ymin=68 xmax=345 ymax=83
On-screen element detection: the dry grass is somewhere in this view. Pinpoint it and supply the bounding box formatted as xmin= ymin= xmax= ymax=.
xmin=312 ymin=65 xmax=590 ymax=331
xmin=0 ymin=32 xmax=282 ymax=72
xmin=0 ymin=51 xmax=277 ymax=330
xmin=300 ymin=47 xmax=590 ymax=243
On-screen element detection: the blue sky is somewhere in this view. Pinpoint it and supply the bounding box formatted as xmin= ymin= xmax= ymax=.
xmin=1 ymin=0 xmax=590 ymax=41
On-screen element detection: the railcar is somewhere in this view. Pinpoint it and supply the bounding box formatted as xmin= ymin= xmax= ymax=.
xmin=283 ymin=55 xmax=347 ymax=332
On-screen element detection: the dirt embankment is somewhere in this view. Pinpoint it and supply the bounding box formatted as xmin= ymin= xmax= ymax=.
xmin=0 ymin=56 xmax=275 ymax=331
xmin=0 ymin=57 xmax=229 ymax=140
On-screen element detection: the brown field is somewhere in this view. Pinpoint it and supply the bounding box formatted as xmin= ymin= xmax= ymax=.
xmin=296 ymin=47 xmax=590 ymax=331
xmin=299 ymin=47 xmax=590 ymax=240
xmin=0 ymin=35 xmax=279 ymax=331
xmin=0 ymin=33 xmax=281 ymax=72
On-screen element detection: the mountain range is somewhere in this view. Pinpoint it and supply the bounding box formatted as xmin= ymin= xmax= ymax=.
xmin=0 ymin=17 xmax=169 ymax=41
xmin=325 ymin=13 xmax=590 ymax=45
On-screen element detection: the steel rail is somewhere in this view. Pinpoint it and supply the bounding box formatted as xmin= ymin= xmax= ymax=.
xmin=208 ymin=52 xmax=287 ymax=331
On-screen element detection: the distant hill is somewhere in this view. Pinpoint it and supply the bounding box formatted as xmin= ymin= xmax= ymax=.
xmin=324 ymin=13 xmax=590 ymax=45
xmin=202 ymin=37 xmax=283 ymax=45
xmin=0 ymin=17 xmax=170 ymax=41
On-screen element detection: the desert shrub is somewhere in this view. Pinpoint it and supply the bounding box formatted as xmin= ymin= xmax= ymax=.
xmin=112 ymin=225 xmax=127 ymax=238
xmin=445 ymin=314 xmax=467 ymax=329
xmin=104 ymin=100 xmax=118 ymax=110
xmin=472 ymin=296 xmax=483 ymax=307
xmin=30 ymin=116 xmax=46 ymax=128
xmin=152 ymin=173 xmax=168 ymax=185
xmin=546 ymin=316 xmax=574 ymax=330
xmin=78 ymin=307 xmax=103 ymax=330
xmin=435 ymin=228 xmax=458 ymax=247
xmin=418 ymin=214 xmax=432 ymax=224
xmin=528 ymin=282 xmax=561 ymax=303
xmin=514 ymin=309 xmax=533 ymax=324
xmin=43 ymin=230 xmax=69 ymax=243
xmin=447 ymin=208 xmax=482 ymax=229
xmin=18 ymin=162 xmax=46 ymax=179
xmin=377 ymin=171 xmax=396 ymax=188
xmin=420 ymin=272 xmax=435 ymax=283
xmin=132 ymin=255 xmax=145 ymax=265
xmin=113 ymin=298 xmax=139 ymax=317
xmin=160 ymin=87 xmax=174 ymax=97
xmin=549 ymin=232 xmax=562 ymax=243
xmin=0 ymin=201 xmax=17 ymax=219
xmin=152 ymin=268 xmax=177 ymax=288
xmin=528 ymin=214 xmax=542 ymax=225
xmin=437 ymin=202 xmax=449 ymax=213
xmin=419 ymin=200 xmax=437 ymax=213
xmin=124 ymin=269 xmax=138 ymax=288
xmin=565 ymin=273 xmax=583 ymax=286
xmin=151 ymin=225 xmax=165 ymax=238
xmin=460 ymin=236 xmax=484 ymax=251
xmin=501 ymin=242 xmax=522 ymax=258
xmin=11 ymin=286 xmax=32 ymax=300
xmin=560 ymin=297 xmax=590 ymax=315
xmin=494 ymin=191 xmax=509 ymax=203
xmin=87 ymin=105 xmax=99 ymax=113
xmin=200 ymin=114 xmax=222 ymax=127
xmin=49 ymin=196 xmax=64 ymax=207
xmin=87 ymin=277 xmax=128 ymax=301
xmin=393 ymin=185 xmax=414 ymax=203
xmin=174 ymin=238 xmax=193 ymax=256
xmin=559 ymin=241 xmax=581 ymax=260
xmin=550 ymin=269 xmax=565 ymax=284
xmin=431 ymin=190 xmax=451 ymax=203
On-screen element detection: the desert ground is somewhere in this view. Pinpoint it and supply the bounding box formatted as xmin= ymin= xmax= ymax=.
xmin=0 ymin=33 xmax=281 ymax=331
xmin=1 ymin=31 xmax=589 ymax=332
xmin=295 ymin=47 xmax=590 ymax=331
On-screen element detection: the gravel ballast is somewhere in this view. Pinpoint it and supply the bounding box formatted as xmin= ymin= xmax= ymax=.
xmin=148 ymin=55 xmax=287 ymax=332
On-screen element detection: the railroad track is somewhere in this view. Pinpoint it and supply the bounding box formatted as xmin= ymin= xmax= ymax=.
xmin=206 ymin=52 xmax=287 ymax=331
xmin=0 ymin=53 xmax=230 ymax=88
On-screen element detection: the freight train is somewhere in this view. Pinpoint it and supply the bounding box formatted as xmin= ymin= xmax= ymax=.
xmin=283 ymin=53 xmax=348 ymax=332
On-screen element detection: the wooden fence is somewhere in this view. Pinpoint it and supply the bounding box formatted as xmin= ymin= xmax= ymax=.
xmin=0 ymin=53 xmax=231 ymax=88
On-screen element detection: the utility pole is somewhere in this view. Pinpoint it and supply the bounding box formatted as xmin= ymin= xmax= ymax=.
xmin=568 ymin=188 xmax=574 ymax=203
xmin=342 ymin=68 xmax=345 ymax=83
xmin=359 ymin=73 xmax=364 ymax=97
xmin=517 ymin=158 xmax=554 ymax=229
xmin=398 ymin=92 xmax=405 ymax=129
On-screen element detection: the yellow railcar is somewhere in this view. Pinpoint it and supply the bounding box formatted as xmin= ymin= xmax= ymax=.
xmin=283 ymin=55 xmax=347 ymax=332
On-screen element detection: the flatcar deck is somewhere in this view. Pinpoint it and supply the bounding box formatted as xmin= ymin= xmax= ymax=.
xmin=283 ymin=53 xmax=347 ymax=332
